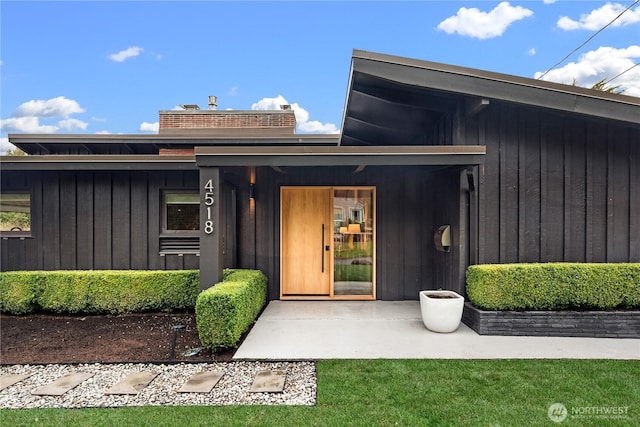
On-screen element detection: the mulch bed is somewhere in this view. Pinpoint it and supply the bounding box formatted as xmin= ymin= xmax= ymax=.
xmin=0 ymin=312 xmax=236 ymax=364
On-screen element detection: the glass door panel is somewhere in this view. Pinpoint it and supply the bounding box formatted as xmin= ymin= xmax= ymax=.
xmin=333 ymin=188 xmax=375 ymax=298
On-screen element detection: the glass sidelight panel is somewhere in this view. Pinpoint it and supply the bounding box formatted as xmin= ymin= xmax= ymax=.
xmin=333 ymin=188 xmax=375 ymax=297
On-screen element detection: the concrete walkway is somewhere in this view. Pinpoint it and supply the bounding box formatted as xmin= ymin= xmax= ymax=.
xmin=233 ymin=301 xmax=640 ymax=360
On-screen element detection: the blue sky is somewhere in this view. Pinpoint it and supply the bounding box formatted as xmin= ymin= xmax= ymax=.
xmin=1 ymin=1 xmax=639 ymax=153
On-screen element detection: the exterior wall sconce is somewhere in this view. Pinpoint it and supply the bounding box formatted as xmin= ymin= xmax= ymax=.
xmin=249 ymin=183 xmax=255 ymax=200
xmin=434 ymin=225 xmax=451 ymax=252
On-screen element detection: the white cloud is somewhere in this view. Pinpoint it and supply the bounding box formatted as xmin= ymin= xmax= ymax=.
xmin=528 ymin=48 xmax=536 ymax=56
xmin=558 ymin=3 xmax=640 ymax=31
xmin=58 ymin=118 xmax=89 ymax=131
xmin=229 ymin=86 xmax=239 ymax=96
xmin=91 ymin=116 xmax=107 ymax=122
xmin=251 ymin=95 xmax=339 ymax=134
xmin=251 ymin=95 xmax=290 ymax=111
xmin=140 ymin=121 xmax=159 ymax=132
xmin=0 ymin=116 xmax=59 ymax=133
xmin=298 ymin=120 xmax=339 ymax=134
xmin=109 ymin=46 xmax=144 ymax=62
xmin=13 ymin=96 xmax=85 ymax=118
xmin=437 ymin=2 xmax=533 ymax=39
xmin=543 ymin=0 xmax=556 ymax=4
xmin=95 ymin=130 xmax=112 ymax=135
xmin=535 ymin=45 xmax=640 ymax=97
xmin=0 ymin=137 xmax=17 ymax=155
xmin=1 ymin=96 xmax=88 ymax=134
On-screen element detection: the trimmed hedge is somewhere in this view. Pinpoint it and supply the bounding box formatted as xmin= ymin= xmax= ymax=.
xmin=466 ymin=263 xmax=640 ymax=311
xmin=0 ymin=270 xmax=200 ymax=315
xmin=196 ymin=269 xmax=267 ymax=352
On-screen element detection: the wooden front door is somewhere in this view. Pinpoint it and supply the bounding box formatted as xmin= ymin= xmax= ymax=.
xmin=281 ymin=187 xmax=332 ymax=296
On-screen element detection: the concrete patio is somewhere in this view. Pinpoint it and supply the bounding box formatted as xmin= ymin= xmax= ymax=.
xmin=233 ymin=301 xmax=640 ymax=360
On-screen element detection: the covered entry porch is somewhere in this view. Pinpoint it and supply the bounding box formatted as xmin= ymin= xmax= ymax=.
xmin=195 ymin=145 xmax=485 ymax=300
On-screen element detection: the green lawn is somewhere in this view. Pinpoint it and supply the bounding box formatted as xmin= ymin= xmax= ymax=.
xmin=334 ymin=264 xmax=372 ymax=282
xmin=2 ymin=359 xmax=638 ymax=426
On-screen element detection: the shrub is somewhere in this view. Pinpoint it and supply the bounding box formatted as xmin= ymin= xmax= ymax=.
xmin=87 ymin=270 xmax=200 ymax=314
xmin=0 ymin=270 xmax=200 ymax=315
xmin=466 ymin=263 xmax=640 ymax=311
xmin=196 ymin=269 xmax=267 ymax=352
xmin=37 ymin=271 xmax=92 ymax=313
xmin=0 ymin=271 xmax=44 ymax=315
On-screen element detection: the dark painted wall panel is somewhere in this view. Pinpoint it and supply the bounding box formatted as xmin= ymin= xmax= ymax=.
xmin=93 ymin=172 xmax=112 ymax=269
xmin=630 ymin=140 xmax=640 ymax=261
xmin=567 ymin=122 xmax=587 ymax=261
xmin=59 ymin=173 xmax=77 ymax=269
xmin=475 ymin=103 xmax=639 ymax=265
xmin=112 ymin=172 xmax=131 ymax=269
xmin=499 ymin=108 xmax=519 ymax=263
xmin=586 ymin=123 xmax=608 ymax=261
xmin=542 ymin=116 xmax=565 ymax=261
xmin=608 ymin=128 xmax=631 ymax=262
xmin=521 ymin=112 xmax=541 ymax=262
xmin=130 ymin=172 xmax=148 ymax=269
xmin=42 ymin=172 xmax=61 ymax=270
xmin=76 ymin=172 xmax=94 ymax=269
xmin=1 ymin=170 xmax=200 ymax=272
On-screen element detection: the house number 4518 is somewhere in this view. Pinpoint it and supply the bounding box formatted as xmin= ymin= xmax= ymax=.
xmin=204 ymin=179 xmax=215 ymax=235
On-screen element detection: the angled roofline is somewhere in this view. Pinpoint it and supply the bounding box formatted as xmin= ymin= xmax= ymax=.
xmin=345 ymin=49 xmax=640 ymax=127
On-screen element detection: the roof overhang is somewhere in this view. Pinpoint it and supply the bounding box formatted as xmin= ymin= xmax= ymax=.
xmin=8 ymin=134 xmax=340 ymax=156
xmin=195 ymin=145 xmax=485 ymax=167
xmin=341 ymin=49 xmax=640 ymax=146
xmin=0 ymin=155 xmax=197 ymax=171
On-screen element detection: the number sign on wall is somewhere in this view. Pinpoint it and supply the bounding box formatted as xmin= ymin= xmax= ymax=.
xmin=203 ymin=179 xmax=215 ymax=235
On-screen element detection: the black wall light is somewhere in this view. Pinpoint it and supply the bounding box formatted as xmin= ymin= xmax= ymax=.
xmin=249 ymin=183 xmax=255 ymax=200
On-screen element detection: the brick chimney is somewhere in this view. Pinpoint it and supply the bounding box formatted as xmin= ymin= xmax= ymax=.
xmin=159 ymin=97 xmax=297 ymax=136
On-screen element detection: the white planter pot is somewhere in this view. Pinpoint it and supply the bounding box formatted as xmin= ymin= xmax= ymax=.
xmin=419 ymin=290 xmax=464 ymax=333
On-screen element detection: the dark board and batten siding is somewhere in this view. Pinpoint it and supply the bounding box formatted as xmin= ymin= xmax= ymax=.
xmin=473 ymin=103 xmax=640 ymax=265
xmin=1 ymin=170 xmax=200 ymax=272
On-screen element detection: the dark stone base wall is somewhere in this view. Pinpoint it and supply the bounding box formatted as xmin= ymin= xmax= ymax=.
xmin=462 ymin=303 xmax=640 ymax=338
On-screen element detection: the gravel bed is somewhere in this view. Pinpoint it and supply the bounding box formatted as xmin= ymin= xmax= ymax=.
xmin=1 ymin=361 xmax=316 ymax=409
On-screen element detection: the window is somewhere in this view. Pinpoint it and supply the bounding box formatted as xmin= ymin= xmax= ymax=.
xmin=160 ymin=191 xmax=199 ymax=255
xmin=163 ymin=192 xmax=199 ymax=232
xmin=0 ymin=192 xmax=31 ymax=237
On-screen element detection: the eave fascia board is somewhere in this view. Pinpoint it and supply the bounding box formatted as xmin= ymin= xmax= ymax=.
xmin=195 ymin=145 xmax=486 ymax=167
xmin=8 ymin=134 xmax=341 ymax=145
xmin=350 ymin=49 xmax=640 ymax=126
xmin=0 ymin=155 xmax=197 ymax=171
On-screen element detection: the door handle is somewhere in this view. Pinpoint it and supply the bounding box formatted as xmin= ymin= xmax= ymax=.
xmin=321 ymin=224 xmax=325 ymax=272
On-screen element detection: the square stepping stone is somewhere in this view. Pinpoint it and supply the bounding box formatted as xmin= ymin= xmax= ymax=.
xmin=32 ymin=372 xmax=93 ymax=396
xmin=177 ymin=371 xmax=224 ymax=393
xmin=0 ymin=373 xmax=32 ymax=391
xmin=106 ymin=372 xmax=158 ymax=395
xmin=249 ymin=370 xmax=286 ymax=393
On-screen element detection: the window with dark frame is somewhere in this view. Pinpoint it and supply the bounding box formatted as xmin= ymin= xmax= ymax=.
xmin=0 ymin=192 xmax=31 ymax=236
xmin=160 ymin=191 xmax=200 ymax=255
xmin=163 ymin=192 xmax=199 ymax=233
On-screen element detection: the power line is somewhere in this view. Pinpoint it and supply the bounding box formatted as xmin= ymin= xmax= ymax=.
xmin=537 ymin=0 xmax=640 ymax=80
xmin=604 ymin=62 xmax=640 ymax=85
